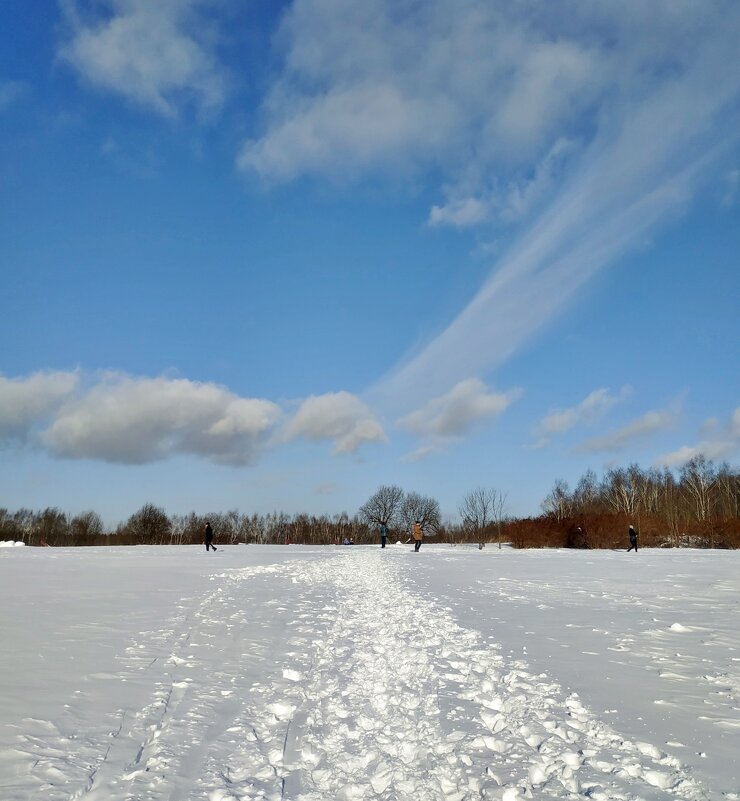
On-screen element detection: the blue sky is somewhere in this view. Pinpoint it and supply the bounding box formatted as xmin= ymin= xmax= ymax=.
xmin=1 ymin=0 xmax=739 ymax=527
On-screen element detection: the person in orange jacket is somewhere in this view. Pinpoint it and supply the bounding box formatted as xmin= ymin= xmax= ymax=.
xmin=412 ymin=520 xmax=423 ymax=552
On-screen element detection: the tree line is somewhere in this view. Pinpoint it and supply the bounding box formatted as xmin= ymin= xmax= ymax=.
xmin=536 ymin=456 xmax=739 ymax=548
xmin=1 ymin=456 xmax=738 ymax=549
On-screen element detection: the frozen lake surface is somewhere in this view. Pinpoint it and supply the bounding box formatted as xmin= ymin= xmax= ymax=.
xmin=0 ymin=544 xmax=738 ymax=800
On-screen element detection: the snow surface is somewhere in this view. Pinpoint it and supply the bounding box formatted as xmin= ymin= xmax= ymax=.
xmin=0 ymin=544 xmax=738 ymax=800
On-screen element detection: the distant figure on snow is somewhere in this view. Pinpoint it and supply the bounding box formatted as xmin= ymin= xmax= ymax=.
xmin=204 ymin=521 xmax=217 ymax=552
xmin=627 ymin=524 xmax=638 ymax=553
xmin=379 ymin=523 xmax=388 ymax=548
xmin=413 ymin=520 xmax=423 ymax=552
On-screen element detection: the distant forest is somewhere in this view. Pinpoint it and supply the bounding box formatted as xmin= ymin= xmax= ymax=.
xmin=2 ymin=456 xmax=738 ymax=549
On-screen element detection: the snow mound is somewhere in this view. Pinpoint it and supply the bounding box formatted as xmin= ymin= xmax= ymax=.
xmin=0 ymin=541 xmax=25 ymax=547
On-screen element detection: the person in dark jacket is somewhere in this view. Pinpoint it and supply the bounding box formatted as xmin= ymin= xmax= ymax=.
xmin=627 ymin=524 xmax=638 ymax=552
xmin=204 ymin=521 xmax=217 ymax=551
xmin=379 ymin=523 xmax=388 ymax=548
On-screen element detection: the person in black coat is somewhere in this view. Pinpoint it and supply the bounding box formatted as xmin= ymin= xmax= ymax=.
xmin=204 ymin=521 xmax=217 ymax=551
xmin=627 ymin=524 xmax=638 ymax=552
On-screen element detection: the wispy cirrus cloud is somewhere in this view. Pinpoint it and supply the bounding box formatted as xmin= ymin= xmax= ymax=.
xmin=58 ymin=0 xmax=227 ymax=117
xmin=236 ymin=0 xmax=740 ymax=407
xmin=534 ymin=386 xmax=632 ymax=446
xmin=577 ymin=406 xmax=680 ymax=454
xmin=658 ymin=408 xmax=740 ymax=466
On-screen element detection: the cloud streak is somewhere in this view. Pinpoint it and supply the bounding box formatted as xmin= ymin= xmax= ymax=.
xmin=577 ymin=407 xmax=679 ymax=454
xmin=536 ymin=386 xmax=631 ymax=440
xmin=236 ymin=0 xmax=740 ymax=407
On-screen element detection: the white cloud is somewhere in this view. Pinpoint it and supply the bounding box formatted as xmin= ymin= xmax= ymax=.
xmin=401 ymin=445 xmax=436 ymax=463
xmin=428 ymin=196 xmax=488 ymax=229
xmin=239 ymin=2 xmax=605 ymax=183
xmin=0 ymin=371 xmax=391 ymax=463
xmin=0 ymin=371 xmax=79 ymax=441
xmin=0 ymin=79 xmax=27 ymax=112
xmin=537 ymin=386 xmax=631 ymax=438
xmin=578 ymin=407 xmax=679 ymax=453
xmin=235 ymin=1 xmax=739 ymax=407
xmin=283 ymin=391 xmax=386 ymax=454
xmin=658 ymin=408 xmax=740 ymax=466
xmin=399 ymin=378 xmax=520 ymax=438
xmin=42 ymin=373 xmax=280 ymax=465
xmin=59 ymin=0 xmax=227 ymax=117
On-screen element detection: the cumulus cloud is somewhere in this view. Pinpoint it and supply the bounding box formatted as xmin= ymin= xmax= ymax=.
xmin=578 ymin=407 xmax=679 ymax=454
xmin=658 ymin=408 xmax=740 ymax=466
xmin=42 ymin=373 xmax=280 ymax=465
xmin=58 ymin=0 xmax=227 ymax=117
xmin=0 ymin=371 xmax=392 ymax=463
xmin=239 ymin=2 xmax=603 ymax=183
xmin=399 ymin=378 xmax=520 ymax=439
xmin=283 ymin=391 xmax=386 ymax=454
xmin=0 ymin=371 xmax=79 ymax=441
xmin=537 ymin=386 xmax=631 ymax=439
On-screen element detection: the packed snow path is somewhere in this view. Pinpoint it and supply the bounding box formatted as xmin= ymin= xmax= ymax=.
xmin=1 ymin=546 xmax=737 ymax=800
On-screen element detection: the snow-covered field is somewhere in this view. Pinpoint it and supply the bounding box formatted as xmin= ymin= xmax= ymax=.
xmin=0 ymin=545 xmax=738 ymax=801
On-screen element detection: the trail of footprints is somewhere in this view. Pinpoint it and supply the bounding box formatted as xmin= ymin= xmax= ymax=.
xmin=205 ymin=554 xmax=705 ymax=801
xmin=18 ymin=554 xmax=707 ymax=800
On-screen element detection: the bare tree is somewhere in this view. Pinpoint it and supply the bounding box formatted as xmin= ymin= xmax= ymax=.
xmin=400 ymin=492 xmax=441 ymax=535
xmin=602 ymin=468 xmax=640 ymax=517
xmin=572 ymin=470 xmax=600 ymax=514
xmin=459 ymin=487 xmax=493 ymax=535
xmin=70 ymin=510 xmax=105 ymax=543
xmin=121 ymin=503 xmax=171 ymax=544
xmin=359 ymin=485 xmax=405 ymax=529
xmin=541 ymin=479 xmax=572 ymax=521
xmin=716 ymin=462 xmax=740 ymax=520
xmin=37 ymin=507 xmax=69 ymax=546
xmin=492 ymin=490 xmax=508 ymax=549
xmin=459 ymin=487 xmax=507 ymax=547
xmin=681 ymin=455 xmax=716 ymax=524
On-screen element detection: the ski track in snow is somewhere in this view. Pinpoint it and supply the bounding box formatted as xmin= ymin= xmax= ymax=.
xmin=5 ymin=551 xmax=714 ymax=800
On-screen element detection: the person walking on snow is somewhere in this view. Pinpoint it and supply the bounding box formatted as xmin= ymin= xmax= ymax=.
xmin=379 ymin=523 xmax=388 ymax=548
xmin=627 ymin=524 xmax=638 ymax=552
xmin=204 ymin=521 xmax=217 ymax=552
xmin=413 ymin=520 xmax=423 ymax=552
